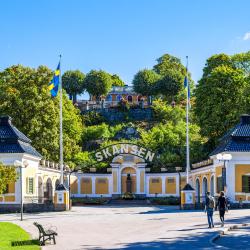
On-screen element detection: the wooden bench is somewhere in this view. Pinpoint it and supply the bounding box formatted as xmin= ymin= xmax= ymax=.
xmin=33 ymin=222 xmax=57 ymax=245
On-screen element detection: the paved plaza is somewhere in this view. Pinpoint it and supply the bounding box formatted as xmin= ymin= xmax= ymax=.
xmin=1 ymin=206 xmax=250 ymax=250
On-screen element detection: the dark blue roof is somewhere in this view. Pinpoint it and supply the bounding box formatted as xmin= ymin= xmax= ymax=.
xmin=0 ymin=116 xmax=42 ymax=158
xmin=210 ymin=115 xmax=250 ymax=156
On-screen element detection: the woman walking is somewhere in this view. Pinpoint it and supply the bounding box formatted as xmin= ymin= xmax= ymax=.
xmin=217 ymin=191 xmax=227 ymax=227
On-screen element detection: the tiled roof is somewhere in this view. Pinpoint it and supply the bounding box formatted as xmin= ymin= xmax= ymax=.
xmin=0 ymin=116 xmax=42 ymax=158
xmin=210 ymin=115 xmax=250 ymax=156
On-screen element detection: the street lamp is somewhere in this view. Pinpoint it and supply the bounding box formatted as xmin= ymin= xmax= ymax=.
xmin=175 ymin=166 xmax=182 ymax=210
xmin=216 ymin=153 xmax=232 ymax=192
xmin=66 ymin=167 xmax=81 ymax=210
xmin=14 ymin=160 xmax=29 ymax=221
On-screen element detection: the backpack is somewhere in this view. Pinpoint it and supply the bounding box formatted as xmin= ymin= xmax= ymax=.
xmin=208 ymin=196 xmax=215 ymax=208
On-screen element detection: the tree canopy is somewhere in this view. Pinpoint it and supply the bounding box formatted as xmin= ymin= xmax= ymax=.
xmin=195 ymin=60 xmax=249 ymax=149
xmin=62 ymin=70 xmax=85 ymax=103
xmin=0 ymin=163 xmax=17 ymax=194
xmin=132 ymin=69 xmax=160 ymax=102
xmin=111 ymin=74 xmax=125 ymax=86
xmin=84 ymin=70 xmax=113 ymax=100
xmin=0 ymin=65 xmax=83 ymax=166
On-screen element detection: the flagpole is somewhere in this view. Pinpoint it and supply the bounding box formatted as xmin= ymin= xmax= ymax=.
xmin=59 ymin=54 xmax=64 ymax=185
xmin=185 ymin=56 xmax=190 ymax=184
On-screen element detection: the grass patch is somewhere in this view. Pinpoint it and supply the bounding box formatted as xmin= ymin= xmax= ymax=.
xmin=0 ymin=222 xmax=40 ymax=250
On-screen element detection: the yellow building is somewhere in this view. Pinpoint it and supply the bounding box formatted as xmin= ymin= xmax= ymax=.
xmin=1 ymin=114 xmax=250 ymax=211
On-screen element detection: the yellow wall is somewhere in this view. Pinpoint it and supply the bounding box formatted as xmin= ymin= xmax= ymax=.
xmin=95 ymin=178 xmax=109 ymax=194
xmin=4 ymin=196 xmax=15 ymax=202
xmin=235 ymin=164 xmax=250 ymax=193
xmin=113 ymin=171 xmax=118 ymax=192
xmin=181 ymin=177 xmax=186 ymax=189
xmin=166 ymin=177 xmax=176 ymax=194
xmin=121 ymin=175 xmax=136 ymax=193
xmin=80 ymin=178 xmax=92 ymax=194
xmin=71 ymin=179 xmax=78 ymax=194
xmin=122 ymin=167 xmax=136 ymax=174
xmin=8 ymin=182 xmax=15 ymax=193
xmin=149 ymin=177 xmax=162 ymax=194
xmin=235 ymin=194 xmax=246 ymax=201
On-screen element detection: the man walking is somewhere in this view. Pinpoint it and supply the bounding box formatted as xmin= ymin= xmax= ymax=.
xmin=217 ymin=191 xmax=227 ymax=227
xmin=205 ymin=191 xmax=215 ymax=228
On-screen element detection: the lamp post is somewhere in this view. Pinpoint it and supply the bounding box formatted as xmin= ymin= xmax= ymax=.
xmin=216 ymin=153 xmax=232 ymax=192
xmin=66 ymin=167 xmax=81 ymax=210
xmin=175 ymin=166 xmax=182 ymax=209
xmin=14 ymin=160 xmax=29 ymax=221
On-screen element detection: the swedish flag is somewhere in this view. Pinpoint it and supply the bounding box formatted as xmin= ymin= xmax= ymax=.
xmin=48 ymin=62 xmax=60 ymax=97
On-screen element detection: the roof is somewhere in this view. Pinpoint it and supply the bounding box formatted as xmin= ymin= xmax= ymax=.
xmin=108 ymin=86 xmax=137 ymax=95
xmin=0 ymin=116 xmax=42 ymax=158
xmin=182 ymin=183 xmax=194 ymax=191
xmin=210 ymin=114 xmax=250 ymax=156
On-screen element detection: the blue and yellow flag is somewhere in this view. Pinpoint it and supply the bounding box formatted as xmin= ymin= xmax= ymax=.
xmin=48 ymin=62 xmax=60 ymax=97
xmin=184 ymin=75 xmax=191 ymax=107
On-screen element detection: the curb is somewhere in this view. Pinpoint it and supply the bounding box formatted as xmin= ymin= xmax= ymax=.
xmin=210 ymin=223 xmax=249 ymax=249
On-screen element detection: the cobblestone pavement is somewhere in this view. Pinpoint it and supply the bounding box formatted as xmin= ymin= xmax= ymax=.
xmin=215 ymin=226 xmax=250 ymax=250
xmin=1 ymin=206 xmax=250 ymax=250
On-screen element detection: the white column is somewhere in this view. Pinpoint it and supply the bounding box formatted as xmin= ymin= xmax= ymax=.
xmin=162 ymin=176 xmax=166 ymax=195
xmin=92 ymin=176 xmax=95 ymax=196
xmin=226 ymin=161 xmax=235 ymax=201
xmin=136 ymin=168 xmax=140 ymax=194
xmin=77 ymin=176 xmax=81 ymax=195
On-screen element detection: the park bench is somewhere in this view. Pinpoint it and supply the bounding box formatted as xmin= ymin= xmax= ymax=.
xmin=33 ymin=222 xmax=57 ymax=246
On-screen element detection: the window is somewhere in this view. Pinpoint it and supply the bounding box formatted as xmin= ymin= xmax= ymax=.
xmin=217 ymin=177 xmax=223 ymax=193
xmin=82 ymin=178 xmax=90 ymax=183
xmin=97 ymin=179 xmax=107 ymax=184
xmin=26 ymin=178 xmax=34 ymax=194
xmin=167 ymin=178 xmax=175 ymax=184
xmin=152 ymin=178 xmax=160 ymax=183
xmin=242 ymin=175 xmax=250 ymax=193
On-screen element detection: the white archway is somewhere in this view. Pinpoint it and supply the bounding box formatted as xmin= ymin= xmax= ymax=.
xmin=195 ymin=178 xmax=200 ymax=203
xmin=202 ymin=177 xmax=208 ymax=201
xmin=210 ymin=175 xmax=215 ymax=196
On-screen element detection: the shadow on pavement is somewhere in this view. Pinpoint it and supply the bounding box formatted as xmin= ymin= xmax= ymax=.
xmin=79 ymin=231 xmax=218 ymax=250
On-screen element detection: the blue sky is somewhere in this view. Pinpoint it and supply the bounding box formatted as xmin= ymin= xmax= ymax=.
xmin=0 ymin=0 xmax=249 ymax=86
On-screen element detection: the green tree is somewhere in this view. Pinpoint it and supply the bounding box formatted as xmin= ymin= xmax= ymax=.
xmin=132 ymin=69 xmax=160 ymax=105
xmin=62 ymin=70 xmax=85 ymax=103
xmin=153 ymin=54 xmax=186 ymax=77
xmin=232 ymin=51 xmax=250 ymax=75
xmin=153 ymin=54 xmax=194 ymax=103
xmin=195 ymin=65 xmax=247 ymax=149
xmin=111 ymin=74 xmax=125 ymax=86
xmin=84 ymin=70 xmax=113 ymax=102
xmin=0 ymin=65 xmax=83 ymax=166
xmin=154 ymin=71 xmax=183 ymax=101
xmin=140 ymin=121 xmax=206 ymax=170
xmin=0 ymin=163 xmax=17 ymax=194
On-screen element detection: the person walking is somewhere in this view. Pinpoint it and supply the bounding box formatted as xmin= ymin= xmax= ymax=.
xmin=205 ymin=191 xmax=215 ymax=228
xmin=217 ymin=191 xmax=227 ymax=227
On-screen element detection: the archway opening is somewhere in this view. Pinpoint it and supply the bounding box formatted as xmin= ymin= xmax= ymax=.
xmin=121 ymin=167 xmax=136 ymax=193
xmin=44 ymin=178 xmax=53 ymax=204
xmin=202 ymin=177 xmax=208 ymax=202
xmin=195 ymin=179 xmax=200 ymax=204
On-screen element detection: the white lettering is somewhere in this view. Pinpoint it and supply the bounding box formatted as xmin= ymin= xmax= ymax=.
xmin=112 ymin=145 xmax=120 ymax=155
xmin=95 ymin=152 xmax=103 ymax=162
xmin=130 ymin=145 xmax=138 ymax=155
xmin=145 ymin=151 xmax=155 ymax=162
xmin=120 ymin=144 xmax=129 ymax=154
xmin=137 ymin=147 xmax=146 ymax=158
xmin=102 ymin=148 xmax=112 ymax=159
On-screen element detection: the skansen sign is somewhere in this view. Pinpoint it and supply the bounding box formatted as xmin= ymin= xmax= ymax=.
xmin=94 ymin=143 xmax=155 ymax=162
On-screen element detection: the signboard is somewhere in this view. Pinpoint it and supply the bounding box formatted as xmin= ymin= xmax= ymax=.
xmin=185 ymin=192 xmax=193 ymax=204
xmin=57 ymin=192 xmax=64 ymax=204
xmin=94 ymin=143 xmax=155 ymax=162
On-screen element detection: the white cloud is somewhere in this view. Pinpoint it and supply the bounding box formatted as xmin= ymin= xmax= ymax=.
xmin=243 ymin=32 xmax=250 ymax=41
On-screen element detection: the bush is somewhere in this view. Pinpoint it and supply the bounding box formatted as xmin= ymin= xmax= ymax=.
xmin=150 ymin=196 xmax=179 ymax=205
